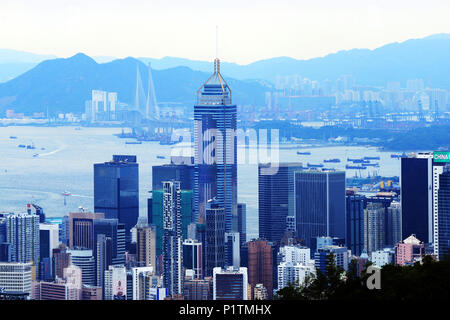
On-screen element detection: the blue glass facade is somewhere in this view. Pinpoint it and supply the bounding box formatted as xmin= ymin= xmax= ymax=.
xmin=346 ymin=194 xmax=365 ymax=256
xmin=258 ymin=163 xmax=302 ymax=245
xmin=401 ymin=157 xmax=431 ymax=242
xmin=295 ymin=170 xmax=346 ymax=248
xmin=194 ymin=59 xmax=237 ymax=233
xmin=94 ymin=155 xmax=139 ymax=245
xmin=438 ymin=167 xmax=450 ymax=259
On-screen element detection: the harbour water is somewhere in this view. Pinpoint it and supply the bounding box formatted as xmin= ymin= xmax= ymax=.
xmin=0 ymin=126 xmax=402 ymax=240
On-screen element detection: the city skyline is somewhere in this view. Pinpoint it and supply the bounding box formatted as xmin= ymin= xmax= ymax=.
xmin=1 ymin=1 xmax=450 ymax=305
xmin=1 ymin=0 xmax=450 ymax=64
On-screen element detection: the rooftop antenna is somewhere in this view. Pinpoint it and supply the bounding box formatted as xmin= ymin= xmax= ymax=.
xmin=216 ymin=25 xmax=219 ymax=60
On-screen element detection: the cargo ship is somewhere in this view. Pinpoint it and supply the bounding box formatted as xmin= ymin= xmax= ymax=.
xmin=324 ymin=158 xmax=340 ymax=163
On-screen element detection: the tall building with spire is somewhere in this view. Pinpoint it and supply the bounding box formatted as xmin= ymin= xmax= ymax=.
xmin=194 ymin=59 xmax=237 ymax=233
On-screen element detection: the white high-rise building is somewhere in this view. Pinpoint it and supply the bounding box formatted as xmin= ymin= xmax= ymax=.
xmin=278 ymin=245 xmax=311 ymax=265
xmin=277 ymin=261 xmax=316 ymax=290
xmin=0 ymin=262 xmax=33 ymax=297
xmin=104 ymin=265 xmax=127 ymax=300
xmin=132 ymin=266 xmax=154 ymax=300
xmin=6 ymin=213 xmax=40 ymax=266
xmin=162 ymin=181 xmax=183 ymax=296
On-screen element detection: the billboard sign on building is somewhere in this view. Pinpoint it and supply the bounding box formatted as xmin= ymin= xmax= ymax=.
xmin=434 ymin=151 xmax=450 ymax=163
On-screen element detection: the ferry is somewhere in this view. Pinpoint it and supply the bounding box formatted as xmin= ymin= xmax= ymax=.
xmin=156 ymin=155 xmax=166 ymax=159
xmin=347 ymin=157 xmax=364 ymax=162
xmin=350 ymin=159 xmax=370 ymax=164
xmin=391 ymin=153 xmax=406 ymax=159
xmin=297 ymin=151 xmax=311 ymax=155
xmin=307 ymin=163 xmax=324 ymax=168
xmin=324 ymin=158 xmax=340 ymax=163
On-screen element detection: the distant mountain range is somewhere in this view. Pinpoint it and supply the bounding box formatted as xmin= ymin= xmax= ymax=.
xmin=0 ymin=53 xmax=268 ymax=115
xmin=1 ymin=33 xmax=450 ymax=115
xmin=141 ymin=34 xmax=450 ymax=88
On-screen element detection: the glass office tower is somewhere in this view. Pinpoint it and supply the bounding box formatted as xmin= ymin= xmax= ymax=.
xmin=295 ymin=170 xmax=346 ymax=248
xmin=94 ymin=155 xmax=139 ymax=246
xmin=258 ymin=163 xmax=302 ymax=245
xmin=194 ymin=59 xmax=237 ymax=233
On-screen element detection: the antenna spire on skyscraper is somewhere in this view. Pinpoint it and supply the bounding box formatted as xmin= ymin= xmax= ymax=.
xmin=216 ymin=25 xmax=219 ymax=60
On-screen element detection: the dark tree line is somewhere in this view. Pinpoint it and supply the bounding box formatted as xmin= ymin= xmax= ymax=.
xmin=275 ymin=253 xmax=450 ymax=300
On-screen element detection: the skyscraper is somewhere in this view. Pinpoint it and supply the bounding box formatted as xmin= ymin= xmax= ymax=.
xmin=150 ymin=188 xmax=192 ymax=257
xmin=401 ymin=153 xmax=434 ymax=243
xmin=363 ymin=202 xmax=385 ymax=254
xmin=94 ymin=155 xmax=139 ymax=245
xmin=205 ymin=199 xmax=225 ymax=277
xmin=66 ymin=248 xmax=96 ymax=286
xmin=5 ymin=212 xmax=40 ymax=266
xmin=182 ymin=239 xmax=202 ymax=279
xmin=237 ymin=203 xmax=247 ymax=246
xmin=194 ymin=59 xmax=237 ymax=233
xmin=224 ymin=232 xmax=240 ymax=268
xmin=69 ymin=211 xmax=105 ymax=250
xmin=437 ymin=165 xmax=450 ymax=260
xmin=386 ymin=201 xmax=402 ymax=247
xmin=52 ymin=246 xmax=71 ymax=280
xmin=136 ymin=224 xmax=156 ymax=269
xmin=248 ymin=239 xmax=273 ymax=299
xmin=39 ymin=223 xmax=59 ymax=280
xmin=95 ymin=233 xmax=112 ymax=290
xmin=162 ymin=181 xmax=183 ymax=296
xmin=259 ymin=163 xmax=302 ymax=245
xmin=93 ymin=218 xmax=126 ymax=265
xmin=346 ymin=192 xmax=365 ymax=256
xmin=152 ymin=160 xmax=195 ymax=191
xmin=295 ymin=170 xmax=346 ymax=248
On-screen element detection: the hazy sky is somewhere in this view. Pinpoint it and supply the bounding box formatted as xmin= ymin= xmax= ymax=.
xmin=1 ymin=0 xmax=450 ymax=64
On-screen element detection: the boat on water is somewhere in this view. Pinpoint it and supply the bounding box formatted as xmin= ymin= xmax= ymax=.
xmin=26 ymin=143 xmax=36 ymax=149
xmin=364 ymin=156 xmax=380 ymax=160
xmin=297 ymin=151 xmax=311 ymax=155
xmin=18 ymin=144 xmax=26 ymax=148
xmin=32 ymin=154 xmax=39 ymax=157
xmin=125 ymin=141 xmax=142 ymax=145
xmin=156 ymin=155 xmax=166 ymax=159
xmin=391 ymin=153 xmax=407 ymax=159
xmin=61 ymin=191 xmax=71 ymax=196
xmin=324 ymin=158 xmax=340 ymax=163
xmin=9 ymin=136 xmax=17 ymax=139
xmin=350 ymin=159 xmax=370 ymax=164
xmin=346 ymin=164 xmax=367 ymax=170
xmin=307 ymin=163 xmax=324 ymax=168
